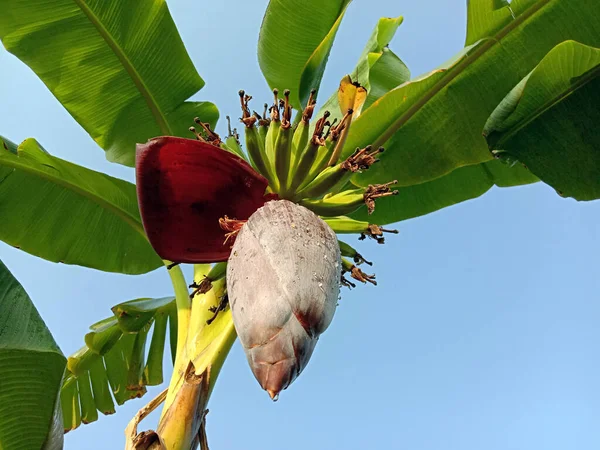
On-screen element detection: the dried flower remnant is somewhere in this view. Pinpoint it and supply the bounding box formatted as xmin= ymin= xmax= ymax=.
xmin=218 ymin=216 xmax=247 ymax=247
xmin=341 ymin=146 xmax=384 ymax=172
xmin=350 ymin=266 xmax=377 ymax=285
xmin=364 ymin=181 xmax=399 ymax=214
xmin=359 ymin=224 xmax=399 ymax=244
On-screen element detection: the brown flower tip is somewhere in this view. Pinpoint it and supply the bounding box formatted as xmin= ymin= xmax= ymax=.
xmin=311 ymin=111 xmax=330 ymax=146
xmin=341 ymin=273 xmax=356 ymax=289
xmin=219 ymin=216 xmax=247 ymax=247
xmin=239 ymin=90 xmax=257 ymax=128
xmin=226 ymin=116 xmax=239 ymax=140
xmin=270 ymin=89 xmax=281 ymax=122
xmin=302 ymin=89 xmax=317 ymax=124
xmin=206 ymin=293 xmax=229 ymax=325
xmin=364 ymin=181 xmax=399 ymax=214
xmin=188 ymin=126 xmax=206 ymax=142
xmin=192 ymin=118 xmax=222 ymax=146
xmin=329 ymin=108 xmax=353 ymax=142
xmin=359 ymin=224 xmax=399 ymax=244
xmin=350 ymin=266 xmax=377 ymax=286
xmin=352 ymin=251 xmax=373 ymax=266
xmin=341 ymin=145 xmax=384 ymax=172
xmin=189 ymin=277 xmax=214 ymax=299
xmin=258 ymin=103 xmax=271 ymax=127
xmin=281 ymin=89 xmax=292 ymax=129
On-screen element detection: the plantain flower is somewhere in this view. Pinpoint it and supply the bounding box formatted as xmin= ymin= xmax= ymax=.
xmin=135 ymin=84 xmax=398 ymax=399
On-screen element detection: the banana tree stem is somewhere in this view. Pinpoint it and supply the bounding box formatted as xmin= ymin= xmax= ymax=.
xmin=165 ymin=263 xmax=191 ymax=360
xmin=160 ymin=262 xmax=194 ymax=420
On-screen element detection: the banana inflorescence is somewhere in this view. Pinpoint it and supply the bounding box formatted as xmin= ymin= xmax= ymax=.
xmin=185 ymin=79 xmax=400 ymax=399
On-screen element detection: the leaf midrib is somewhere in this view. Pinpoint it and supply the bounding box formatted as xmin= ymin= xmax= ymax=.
xmin=371 ymin=0 xmax=551 ymax=149
xmin=73 ymin=0 xmax=172 ymax=135
xmin=0 ymin=154 xmax=147 ymax=240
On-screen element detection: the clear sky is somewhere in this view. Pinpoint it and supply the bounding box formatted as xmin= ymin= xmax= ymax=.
xmin=1 ymin=1 xmax=599 ymax=449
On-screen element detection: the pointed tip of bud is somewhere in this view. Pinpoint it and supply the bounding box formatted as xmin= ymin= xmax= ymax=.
xmin=267 ymin=390 xmax=280 ymax=401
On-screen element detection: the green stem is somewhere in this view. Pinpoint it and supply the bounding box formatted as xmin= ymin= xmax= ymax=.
xmin=160 ymin=262 xmax=197 ymax=421
xmin=166 ymin=263 xmax=191 ymax=361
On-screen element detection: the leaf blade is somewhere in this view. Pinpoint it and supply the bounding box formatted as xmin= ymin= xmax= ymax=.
xmin=258 ymin=0 xmax=351 ymax=110
xmin=62 ymin=296 xmax=176 ymax=429
xmin=350 ymin=159 xmax=538 ymax=225
xmin=346 ymin=0 xmax=600 ymax=189
xmin=316 ymin=16 xmax=410 ymax=127
xmin=465 ymin=0 xmax=513 ymax=46
xmin=0 ymin=0 xmax=218 ymax=166
xmin=0 ymin=137 xmax=162 ymax=274
xmin=484 ymin=40 xmax=600 ymax=200
xmin=0 ymin=259 xmax=66 ymax=449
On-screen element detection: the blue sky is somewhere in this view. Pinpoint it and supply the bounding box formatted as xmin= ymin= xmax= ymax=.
xmin=1 ymin=0 xmax=599 ymax=449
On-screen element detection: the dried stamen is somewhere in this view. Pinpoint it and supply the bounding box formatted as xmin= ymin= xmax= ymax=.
xmin=311 ymin=111 xmax=330 ymax=146
xmin=258 ymin=103 xmax=271 ymax=127
xmin=226 ymin=116 xmax=239 ymax=140
xmin=341 ymin=146 xmax=385 ymax=172
xmin=194 ymin=118 xmax=222 ymax=146
xmin=359 ymin=224 xmax=399 ymax=244
xmin=206 ymin=293 xmax=229 ymax=325
xmin=219 ymin=216 xmax=247 ymax=247
xmin=281 ymin=89 xmax=292 ymax=128
xmin=239 ymin=90 xmax=257 ymax=128
xmin=302 ymin=89 xmax=317 ymax=124
xmin=341 ymin=274 xmax=356 ymax=289
xmin=353 ymin=251 xmax=373 ymax=266
xmin=364 ymin=181 xmax=399 ymax=214
xmin=329 ymin=109 xmax=353 ymax=142
xmin=188 ymin=126 xmax=207 ymax=142
xmin=323 ymin=117 xmax=337 ymax=140
xmin=350 ymin=266 xmax=377 ymax=286
xmin=270 ymin=89 xmax=280 ymax=122
xmin=189 ymin=277 xmax=214 ymax=299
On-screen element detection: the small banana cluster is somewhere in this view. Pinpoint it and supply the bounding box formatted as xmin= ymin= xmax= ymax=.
xmin=188 ymin=79 xmax=400 ymax=285
xmin=222 ymin=85 xmax=399 ymax=213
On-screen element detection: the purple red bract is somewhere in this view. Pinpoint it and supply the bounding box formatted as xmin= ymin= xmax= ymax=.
xmin=135 ymin=137 xmax=273 ymax=263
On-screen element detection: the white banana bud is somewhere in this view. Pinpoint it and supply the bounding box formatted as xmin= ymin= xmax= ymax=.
xmin=227 ymin=200 xmax=341 ymax=400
